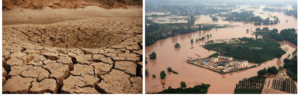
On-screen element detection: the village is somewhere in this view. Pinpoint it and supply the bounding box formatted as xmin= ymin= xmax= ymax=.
xmin=187 ymin=55 xmax=255 ymax=73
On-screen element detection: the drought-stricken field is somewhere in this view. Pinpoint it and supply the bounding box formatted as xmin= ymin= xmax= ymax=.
xmin=2 ymin=1 xmax=143 ymax=94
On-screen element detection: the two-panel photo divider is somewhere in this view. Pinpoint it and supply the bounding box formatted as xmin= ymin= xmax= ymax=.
xmin=1 ymin=0 xmax=299 ymax=96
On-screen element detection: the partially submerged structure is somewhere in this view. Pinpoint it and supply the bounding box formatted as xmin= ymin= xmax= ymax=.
xmin=187 ymin=55 xmax=251 ymax=74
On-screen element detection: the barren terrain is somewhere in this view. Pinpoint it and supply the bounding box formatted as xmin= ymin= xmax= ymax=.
xmin=2 ymin=2 xmax=143 ymax=94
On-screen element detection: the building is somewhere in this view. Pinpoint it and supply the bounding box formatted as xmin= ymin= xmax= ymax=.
xmin=213 ymin=61 xmax=229 ymax=69
xmin=229 ymin=61 xmax=238 ymax=65
xmin=236 ymin=60 xmax=248 ymax=68
xmin=218 ymin=56 xmax=233 ymax=61
xmin=210 ymin=57 xmax=218 ymax=62
xmin=229 ymin=60 xmax=248 ymax=68
xmin=201 ymin=59 xmax=211 ymax=65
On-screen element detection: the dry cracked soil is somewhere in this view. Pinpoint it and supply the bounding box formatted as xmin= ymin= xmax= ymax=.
xmin=2 ymin=7 xmax=143 ymax=94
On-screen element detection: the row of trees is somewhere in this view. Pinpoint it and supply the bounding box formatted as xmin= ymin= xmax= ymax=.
xmin=268 ymin=28 xmax=297 ymax=46
xmin=271 ymin=79 xmax=297 ymax=94
xmin=283 ymin=56 xmax=297 ymax=81
xmin=191 ymin=35 xmax=211 ymax=43
xmin=234 ymin=76 xmax=266 ymax=94
xmin=147 ymin=67 xmax=179 ymax=79
xmin=152 ymin=83 xmax=210 ymax=94
xmin=145 ymin=20 xmax=198 ymax=46
xmin=222 ymin=11 xmax=279 ymax=25
xmin=257 ymin=66 xmax=280 ymax=76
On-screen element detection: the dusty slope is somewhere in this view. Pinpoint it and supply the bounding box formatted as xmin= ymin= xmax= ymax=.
xmin=3 ymin=0 xmax=142 ymax=10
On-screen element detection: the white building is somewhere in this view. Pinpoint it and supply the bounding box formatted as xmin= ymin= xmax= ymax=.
xmin=218 ymin=56 xmax=233 ymax=61
xmin=236 ymin=60 xmax=248 ymax=68
xmin=210 ymin=57 xmax=218 ymax=62
xmin=229 ymin=60 xmax=248 ymax=68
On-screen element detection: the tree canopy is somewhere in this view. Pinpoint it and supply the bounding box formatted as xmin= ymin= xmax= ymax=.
xmin=149 ymin=52 xmax=157 ymax=59
xmin=160 ymin=71 xmax=167 ymax=79
xmin=174 ymin=43 xmax=180 ymax=48
xmin=146 ymin=69 xmax=149 ymax=76
xmin=267 ymin=66 xmax=279 ymax=75
xmin=180 ymin=81 xmax=187 ymax=88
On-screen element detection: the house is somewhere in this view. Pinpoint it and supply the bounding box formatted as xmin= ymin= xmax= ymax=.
xmin=218 ymin=56 xmax=233 ymax=61
xmin=229 ymin=61 xmax=238 ymax=65
xmin=236 ymin=60 xmax=248 ymax=68
xmin=210 ymin=57 xmax=218 ymax=62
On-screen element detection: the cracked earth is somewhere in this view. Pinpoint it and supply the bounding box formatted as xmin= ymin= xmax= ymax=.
xmin=2 ymin=17 xmax=143 ymax=94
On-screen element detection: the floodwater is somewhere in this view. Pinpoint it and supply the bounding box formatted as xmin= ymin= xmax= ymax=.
xmin=145 ymin=5 xmax=297 ymax=94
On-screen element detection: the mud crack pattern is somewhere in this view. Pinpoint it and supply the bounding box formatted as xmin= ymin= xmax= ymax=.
xmin=2 ymin=18 xmax=143 ymax=94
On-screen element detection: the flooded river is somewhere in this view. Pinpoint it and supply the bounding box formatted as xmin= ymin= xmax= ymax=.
xmin=145 ymin=5 xmax=297 ymax=94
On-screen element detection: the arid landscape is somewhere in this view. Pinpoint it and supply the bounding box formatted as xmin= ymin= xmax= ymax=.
xmin=2 ymin=0 xmax=143 ymax=94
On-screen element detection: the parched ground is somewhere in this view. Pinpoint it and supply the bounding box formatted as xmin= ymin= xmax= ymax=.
xmin=2 ymin=16 xmax=143 ymax=94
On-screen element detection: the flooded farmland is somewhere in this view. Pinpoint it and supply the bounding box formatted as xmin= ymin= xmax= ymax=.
xmin=145 ymin=5 xmax=297 ymax=94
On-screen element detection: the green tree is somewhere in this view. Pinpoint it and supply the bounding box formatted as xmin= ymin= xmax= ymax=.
xmin=257 ymin=68 xmax=267 ymax=76
xmin=145 ymin=69 xmax=149 ymax=76
xmin=191 ymin=39 xmax=194 ymax=43
xmin=167 ymin=67 xmax=172 ymax=72
xmin=152 ymin=74 xmax=156 ymax=78
xmin=246 ymin=29 xmax=249 ymax=32
xmin=256 ymin=28 xmax=260 ymax=32
xmin=160 ymin=71 xmax=167 ymax=79
xmin=271 ymin=28 xmax=278 ymax=33
xmin=267 ymin=66 xmax=279 ymax=75
xmin=255 ymin=33 xmax=258 ymax=40
xmin=279 ymin=66 xmax=283 ymax=71
xmin=149 ymin=52 xmax=156 ymax=59
xmin=174 ymin=43 xmax=180 ymax=48
xmin=262 ymin=27 xmax=269 ymax=31
xmin=180 ymin=81 xmax=187 ymax=88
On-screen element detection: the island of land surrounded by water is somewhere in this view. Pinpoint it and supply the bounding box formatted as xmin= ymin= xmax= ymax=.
xmin=145 ymin=4 xmax=297 ymax=94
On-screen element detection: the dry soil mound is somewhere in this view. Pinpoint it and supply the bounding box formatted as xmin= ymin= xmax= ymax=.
xmin=3 ymin=0 xmax=143 ymax=10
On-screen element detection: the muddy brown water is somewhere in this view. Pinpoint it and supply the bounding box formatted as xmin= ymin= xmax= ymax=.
xmin=145 ymin=5 xmax=297 ymax=94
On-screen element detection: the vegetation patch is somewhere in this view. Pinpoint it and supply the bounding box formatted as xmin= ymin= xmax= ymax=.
xmin=256 ymin=28 xmax=297 ymax=46
xmin=150 ymin=83 xmax=210 ymax=94
xmin=207 ymin=53 xmax=219 ymax=58
xmin=174 ymin=43 xmax=180 ymax=48
xmin=149 ymin=52 xmax=157 ymax=59
xmin=234 ymin=76 xmax=266 ymax=94
xmin=283 ymin=56 xmax=297 ymax=81
xmin=167 ymin=67 xmax=179 ymax=74
xmin=203 ymin=37 xmax=285 ymax=63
